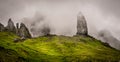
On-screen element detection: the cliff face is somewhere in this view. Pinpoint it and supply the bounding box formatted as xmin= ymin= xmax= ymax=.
xmin=76 ymin=12 xmax=88 ymax=35
xmin=18 ymin=23 xmax=31 ymax=38
xmin=0 ymin=23 xmax=5 ymax=32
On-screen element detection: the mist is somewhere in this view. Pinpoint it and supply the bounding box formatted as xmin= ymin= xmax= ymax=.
xmin=0 ymin=0 xmax=120 ymax=49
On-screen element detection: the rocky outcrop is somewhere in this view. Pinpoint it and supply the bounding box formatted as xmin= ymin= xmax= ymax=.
xmin=0 ymin=23 xmax=5 ymax=32
xmin=5 ymin=19 xmax=32 ymax=38
xmin=76 ymin=12 xmax=88 ymax=35
xmin=18 ymin=23 xmax=31 ymax=38
xmin=0 ymin=18 xmax=32 ymax=39
xmin=6 ymin=18 xmax=16 ymax=33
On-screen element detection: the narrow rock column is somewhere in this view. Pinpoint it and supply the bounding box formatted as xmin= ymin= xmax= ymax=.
xmin=76 ymin=12 xmax=88 ymax=35
xmin=16 ymin=23 xmax=19 ymax=35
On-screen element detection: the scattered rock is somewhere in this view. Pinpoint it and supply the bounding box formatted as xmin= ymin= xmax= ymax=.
xmin=76 ymin=12 xmax=88 ymax=35
xmin=14 ymin=38 xmax=21 ymax=43
xmin=14 ymin=37 xmax=26 ymax=43
xmin=20 ymin=37 xmax=26 ymax=40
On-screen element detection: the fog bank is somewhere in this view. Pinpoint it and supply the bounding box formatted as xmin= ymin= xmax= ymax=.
xmin=0 ymin=0 xmax=120 ymax=49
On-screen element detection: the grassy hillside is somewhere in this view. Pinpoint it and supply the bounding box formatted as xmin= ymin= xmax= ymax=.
xmin=0 ymin=32 xmax=120 ymax=62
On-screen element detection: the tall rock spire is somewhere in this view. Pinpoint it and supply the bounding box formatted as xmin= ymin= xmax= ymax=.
xmin=6 ymin=18 xmax=16 ymax=33
xmin=16 ymin=23 xmax=19 ymax=36
xmin=76 ymin=12 xmax=88 ymax=35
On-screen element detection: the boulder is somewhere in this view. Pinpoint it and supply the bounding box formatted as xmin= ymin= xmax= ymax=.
xmin=14 ymin=38 xmax=21 ymax=43
xmin=6 ymin=18 xmax=16 ymax=33
xmin=19 ymin=23 xmax=31 ymax=38
xmin=14 ymin=37 xmax=26 ymax=43
xmin=0 ymin=23 xmax=5 ymax=32
xmin=76 ymin=12 xmax=88 ymax=35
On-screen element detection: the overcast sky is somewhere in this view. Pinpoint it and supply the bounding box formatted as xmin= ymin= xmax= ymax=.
xmin=0 ymin=0 xmax=120 ymax=40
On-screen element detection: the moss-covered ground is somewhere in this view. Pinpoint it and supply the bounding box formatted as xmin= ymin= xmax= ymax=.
xmin=0 ymin=32 xmax=120 ymax=62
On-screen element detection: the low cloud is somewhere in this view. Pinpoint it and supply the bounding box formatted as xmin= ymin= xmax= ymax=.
xmin=0 ymin=0 xmax=120 ymax=49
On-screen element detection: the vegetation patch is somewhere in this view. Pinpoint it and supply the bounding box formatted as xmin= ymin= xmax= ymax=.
xmin=0 ymin=32 xmax=120 ymax=62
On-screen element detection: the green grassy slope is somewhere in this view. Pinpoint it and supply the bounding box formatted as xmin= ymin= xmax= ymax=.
xmin=0 ymin=32 xmax=120 ymax=62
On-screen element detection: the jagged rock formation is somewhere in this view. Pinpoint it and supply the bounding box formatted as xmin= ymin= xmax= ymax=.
xmin=0 ymin=23 xmax=5 ymax=31
xmin=18 ymin=23 xmax=31 ymax=38
xmin=76 ymin=12 xmax=88 ymax=35
xmin=6 ymin=18 xmax=16 ymax=33
xmin=0 ymin=18 xmax=31 ymax=39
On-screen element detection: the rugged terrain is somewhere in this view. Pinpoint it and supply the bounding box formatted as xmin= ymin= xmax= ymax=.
xmin=0 ymin=32 xmax=120 ymax=62
xmin=0 ymin=14 xmax=120 ymax=62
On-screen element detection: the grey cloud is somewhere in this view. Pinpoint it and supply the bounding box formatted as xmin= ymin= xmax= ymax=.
xmin=0 ymin=0 xmax=120 ymax=49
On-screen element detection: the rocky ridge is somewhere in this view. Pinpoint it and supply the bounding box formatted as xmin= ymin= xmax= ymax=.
xmin=0 ymin=18 xmax=31 ymax=39
xmin=0 ymin=13 xmax=88 ymax=38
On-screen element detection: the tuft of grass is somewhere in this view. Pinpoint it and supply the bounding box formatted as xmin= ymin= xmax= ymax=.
xmin=0 ymin=32 xmax=120 ymax=62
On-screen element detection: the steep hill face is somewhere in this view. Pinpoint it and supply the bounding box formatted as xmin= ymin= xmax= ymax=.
xmin=0 ymin=32 xmax=120 ymax=62
xmin=98 ymin=30 xmax=120 ymax=50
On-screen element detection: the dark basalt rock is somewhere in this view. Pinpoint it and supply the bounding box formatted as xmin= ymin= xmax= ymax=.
xmin=18 ymin=23 xmax=31 ymax=38
xmin=76 ymin=12 xmax=88 ymax=35
xmin=6 ymin=18 xmax=16 ymax=33
xmin=0 ymin=23 xmax=5 ymax=32
xmin=16 ymin=23 xmax=20 ymax=36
